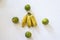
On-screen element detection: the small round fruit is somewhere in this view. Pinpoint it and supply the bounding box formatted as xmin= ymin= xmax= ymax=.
xmin=42 ymin=18 xmax=49 ymax=25
xmin=25 ymin=31 xmax=32 ymax=38
xmin=12 ymin=17 xmax=19 ymax=23
xmin=25 ymin=4 xmax=31 ymax=11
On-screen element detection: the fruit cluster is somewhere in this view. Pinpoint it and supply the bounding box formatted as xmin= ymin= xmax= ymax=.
xmin=11 ymin=4 xmax=49 ymax=38
xmin=22 ymin=12 xmax=37 ymax=28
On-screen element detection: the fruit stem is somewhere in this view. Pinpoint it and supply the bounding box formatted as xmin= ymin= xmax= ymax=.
xmin=27 ymin=12 xmax=32 ymax=16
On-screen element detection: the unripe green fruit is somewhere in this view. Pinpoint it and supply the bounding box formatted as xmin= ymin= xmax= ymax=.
xmin=42 ymin=18 xmax=49 ymax=25
xmin=12 ymin=17 xmax=19 ymax=23
xmin=25 ymin=4 xmax=31 ymax=11
xmin=25 ymin=31 xmax=32 ymax=38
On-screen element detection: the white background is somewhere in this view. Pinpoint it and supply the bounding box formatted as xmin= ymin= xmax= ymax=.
xmin=0 ymin=0 xmax=60 ymax=40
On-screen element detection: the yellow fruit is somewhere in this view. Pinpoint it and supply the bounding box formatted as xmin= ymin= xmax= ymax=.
xmin=27 ymin=15 xmax=32 ymax=28
xmin=22 ymin=15 xmax=27 ymax=27
xmin=30 ymin=15 xmax=37 ymax=27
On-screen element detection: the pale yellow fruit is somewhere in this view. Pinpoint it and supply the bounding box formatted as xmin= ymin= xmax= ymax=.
xmin=22 ymin=15 xmax=27 ymax=27
xmin=27 ymin=15 xmax=32 ymax=28
xmin=30 ymin=15 xmax=37 ymax=27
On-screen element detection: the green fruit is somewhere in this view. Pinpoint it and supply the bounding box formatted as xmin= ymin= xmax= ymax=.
xmin=42 ymin=18 xmax=49 ymax=25
xmin=25 ymin=4 xmax=31 ymax=11
xmin=12 ymin=17 xmax=19 ymax=23
xmin=25 ymin=31 xmax=32 ymax=38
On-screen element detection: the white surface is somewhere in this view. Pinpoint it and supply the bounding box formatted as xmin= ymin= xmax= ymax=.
xmin=0 ymin=0 xmax=60 ymax=40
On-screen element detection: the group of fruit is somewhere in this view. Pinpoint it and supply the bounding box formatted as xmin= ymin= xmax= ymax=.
xmin=12 ymin=4 xmax=37 ymax=28
xmin=22 ymin=12 xmax=37 ymax=28
xmin=22 ymin=4 xmax=37 ymax=28
xmin=11 ymin=4 xmax=49 ymax=38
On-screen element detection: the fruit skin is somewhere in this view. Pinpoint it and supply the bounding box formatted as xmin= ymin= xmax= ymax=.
xmin=12 ymin=17 xmax=19 ymax=23
xmin=25 ymin=4 xmax=31 ymax=11
xmin=30 ymin=15 xmax=37 ymax=27
xmin=25 ymin=31 xmax=32 ymax=38
xmin=22 ymin=15 xmax=27 ymax=27
xmin=27 ymin=14 xmax=32 ymax=28
xmin=42 ymin=18 xmax=49 ymax=25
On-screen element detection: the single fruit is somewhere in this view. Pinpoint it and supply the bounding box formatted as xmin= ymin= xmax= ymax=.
xmin=22 ymin=15 xmax=27 ymax=27
xmin=12 ymin=17 xmax=19 ymax=23
xmin=42 ymin=18 xmax=49 ymax=25
xmin=27 ymin=13 xmax=32 ymax=28
xmin=25 ymin=4 xmax=31 ymax=11
xmin=25 ymin=31 xmax=32 ymax=38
